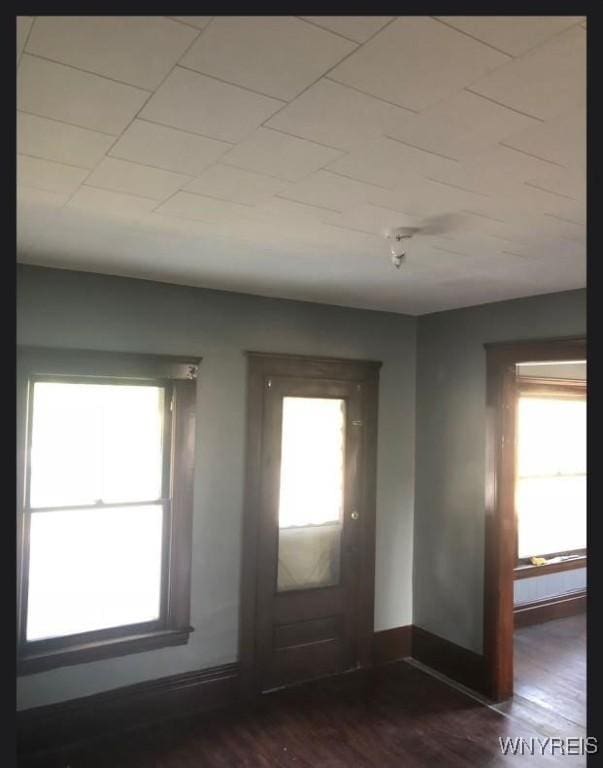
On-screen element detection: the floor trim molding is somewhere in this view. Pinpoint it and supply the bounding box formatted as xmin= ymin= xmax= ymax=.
xmin=18 ymin=625 xmax=491 ymax=757
xmin=514 ymin=589 xmax=586 ymax=628
xmin=373 ymin=625 xmax=412 ymax=665
xmin=17 ymin=662 xmax=240 ymax=758
xmin=411 ymin=626 xmax=488 ymax=696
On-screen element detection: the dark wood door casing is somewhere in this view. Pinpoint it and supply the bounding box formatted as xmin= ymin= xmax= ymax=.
xmin=239 ymin=352 xmax=381 ymax=695
xmin=483 ymin=336 xmax=586 ymax=701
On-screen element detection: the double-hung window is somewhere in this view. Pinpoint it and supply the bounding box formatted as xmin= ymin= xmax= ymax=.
xmin=17 ymin=347 xmax=199 ymax=674
xmin=515 ymin=379 xmax=586 ymax=563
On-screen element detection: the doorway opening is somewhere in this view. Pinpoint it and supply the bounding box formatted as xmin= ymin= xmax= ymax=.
xmin=483 ymin=337 xmax=586 ymax=704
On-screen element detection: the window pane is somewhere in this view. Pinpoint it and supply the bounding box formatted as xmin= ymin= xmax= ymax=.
xmin=277 ymin=397 xmax=345 ymax=592
xmin=29 ymin=382 xmax=164 ymax=508
xmin=517 ymin=477 xmax=586 ymax=558
xmin=516 ymin=395 xmax=586 ymax=558
xmin=517 ymin=397 xmax=586 ymax=478
xmin=26 ymin=504 xmax=163 ymax=640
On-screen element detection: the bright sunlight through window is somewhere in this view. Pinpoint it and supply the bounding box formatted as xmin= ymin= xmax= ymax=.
xmin=26 ymin=381 xmax=165 ymax=641
xmin=516 ymin=396 xmax=586 ymax=559
xmin=278 ymin=397 xmax=345 ymax=528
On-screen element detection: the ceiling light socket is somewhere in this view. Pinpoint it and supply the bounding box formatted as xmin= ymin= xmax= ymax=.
xmin=386 ymin=226 xmax=418 ymax=268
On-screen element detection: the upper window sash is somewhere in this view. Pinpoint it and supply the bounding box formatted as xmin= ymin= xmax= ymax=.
xmin=25 ymin=375 xmax=172 ymax=512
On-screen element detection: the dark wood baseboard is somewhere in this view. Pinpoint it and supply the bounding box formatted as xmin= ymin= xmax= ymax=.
xmin=18 ymin=624 xmax=490 ymax=758
xmin=373 ymin=625 xmax=412 ymax=665
xmin=411 ymin=626 xmax=488 ymax=696
xmin=514 ymin=590 xmax=586 ymax=628
xmin=17 ymin=662 xmax=240 ymax=759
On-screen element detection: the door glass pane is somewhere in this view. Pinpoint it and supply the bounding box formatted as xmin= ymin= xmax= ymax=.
xmin=29 ymin=382 xmax=164 ymax=508
xmin=277 ymin=397 xmax=345 ymax=592
xmin=26 ymin=504 xmax=163 ymax=640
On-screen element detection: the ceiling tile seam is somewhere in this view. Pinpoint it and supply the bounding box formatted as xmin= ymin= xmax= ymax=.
xmin=56 ymin=25 xmax=206 ymax=211
xmin=331 ymin=15 xmax=399 ymax=48
xmin=463 ymin=90 xmax=545 ymax=126
xmin=17 ymin=108 xmax=119 ymax=138
xmin=20 ymin=52 xmax=155 ymax=94
xmin=523 ymin=181 xmax=580 ymax=201
xmin=218 ymin=159 xmax=306 ymax=184
xmin=319 ymin=166 xmax=397 ymax=192
xmin=176 ymin=189 xmax=258 ymax=209
xmin=149 ymin=189 xmax=183 ymax=214
xmin=132 ymin=116 xmax=238 ymax=145
xmin=321 ymin=220 xmax=381 ymax=238
xmin=259 ymin=125 xmax=346 ymax=153
xmin=16 ymin=179 xmax=75 ymax=198
xmin=307 ymin=150 xmax=356 ymax=184
xmin=147 ymin=206 xmax=225 ymax=228
xmin=543 ymin=213 xmax=585 ymax=227
xmin=82 ymin=181 xmax=181 ymax=203
xmin=430 ymin=16 xmax=515 ymax=59
xmin=462 ymin=87 xmax=546 ymax=122
xmin=382 ymin=134 xmax=461 ymax=163
xmin=76 ymin=183 xmax=167 ymax=205
xmin=483 ymin=232 xmax=527 ymax=245
xmin=505 ymin=17 xmax=586 ymax=61
xmin=365 ymin=201 xmax=419 ymax=217
xmin=461 ymin=209 xmax=507 ymax=224
xmin=292 ymin=16 xmax=363 ymax=44
xmin=17 ymin=16 xmax=36 ymax=68
xmin=497 ymin=141 xmax=568 ymax=168
xmin=498 ymin=255 xmax=537 ymax=259
xmin=17 ymin=183 xmax=69 ymax=203
xmin=166 ymin=16 xmax=214 ymax=31
xmin=431 ymin=245 xmax=473 ymax=257
xmin=106 ymin=148 xmax=230 ymax=178
xmin=323 ymin=76 xmax=420 ymax=114
xmin=258 ymin=16 xmax=405 ymax=128
xmin=423 ymin=177 xmax=491 ymax=198
xmin=320 ymin=167 xmax=394 ymax=192
xmin=272 ymin=194 xmax=343 ymax=215
xmin=17 ymin=151 xmax=92 ymax=173
xmin=173 ymin=63 xmax=288 ymax=104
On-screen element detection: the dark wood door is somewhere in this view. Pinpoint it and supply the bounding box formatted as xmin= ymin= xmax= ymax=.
xmin=240 ymin=354 xmax=381 ymax=694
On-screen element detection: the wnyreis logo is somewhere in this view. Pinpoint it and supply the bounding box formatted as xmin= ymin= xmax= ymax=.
xmin=499 ymin=736 xmax=598 ymax=756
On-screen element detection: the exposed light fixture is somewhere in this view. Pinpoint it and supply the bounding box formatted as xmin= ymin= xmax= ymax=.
xmin=386 ymin=227 xmax=418 ymax=269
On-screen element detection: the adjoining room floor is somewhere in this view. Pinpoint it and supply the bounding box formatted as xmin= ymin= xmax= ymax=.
xmin=492 ymin=613 xmax=586 ymax=743
xmin=22 ymin=660 xmax=576 ymax=768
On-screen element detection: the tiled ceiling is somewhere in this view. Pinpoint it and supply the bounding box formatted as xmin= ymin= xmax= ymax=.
xmin=16 ymin=15 xmax=586 ymax=315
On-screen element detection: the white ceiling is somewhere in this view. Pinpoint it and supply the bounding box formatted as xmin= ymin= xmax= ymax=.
xmin=16 ymin=15 xmax=586 ymax=315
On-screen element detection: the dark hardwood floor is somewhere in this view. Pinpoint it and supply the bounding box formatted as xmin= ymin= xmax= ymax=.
xmin=493 ymin=614 xmax=586 ymax=740
xmin=21 ymin=660 xmax=575 ymax=768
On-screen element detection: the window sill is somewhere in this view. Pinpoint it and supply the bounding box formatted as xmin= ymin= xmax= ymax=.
xmin=514 ymin=556 xmax=587 ymax=580
xmin=17 ymin=627 xmax=193 ymax=676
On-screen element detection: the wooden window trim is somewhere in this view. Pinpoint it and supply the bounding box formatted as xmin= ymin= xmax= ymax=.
xmin=517 ymin=378 xmax=586 ymax=398
xmin=17 ymin=346 xmax=200 ymax=676
xmin=514 ymin=553 xmax=587 ymax=580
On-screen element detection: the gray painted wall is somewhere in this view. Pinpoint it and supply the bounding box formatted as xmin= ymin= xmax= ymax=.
xmin=16 ymin=265 xmax=586 ymax=709
xmin=17 ymin=265 xmax=417 ymax=709
xmin=414 ymin=288 xmax=586 ymax=654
